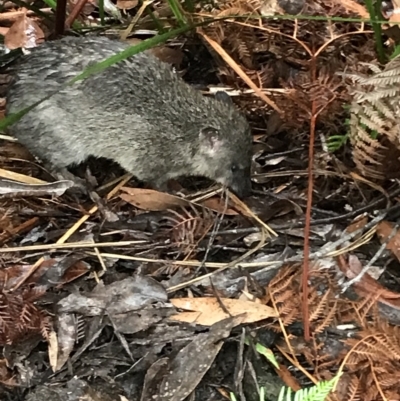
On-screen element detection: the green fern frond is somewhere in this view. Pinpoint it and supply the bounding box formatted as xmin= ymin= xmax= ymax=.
xmin=327 ymin=133 xmax=349 ymax=152
xmin=277 ymin=373 xmax=341 ymax=401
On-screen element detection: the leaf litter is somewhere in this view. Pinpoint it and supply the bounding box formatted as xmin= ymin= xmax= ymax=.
xmin=2 ymin=0 xmax=400 ymax=400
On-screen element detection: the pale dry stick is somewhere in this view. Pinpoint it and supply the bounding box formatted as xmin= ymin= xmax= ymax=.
xmin=12 ymin=174 xmax=133 ymax=290
xmin=93 ymin=213 xmax=383 ymax=266
xmin=120 ymin=0 xmax=155 ymax=40
xmin=87 ymin=252 xmax=279 ymax=269
xmin=166 ymin=227 xmax=268 ymax=292
xmin=228 ymin=190 xmax=278 ymax=237
xmin=0 ymin=239 xmax=144 ymax=253
xmin=326 ymin=226 xmax=376 ymax=256
xmin=0 ymin=134 xmax=17 ymax=142
xmin=303 ymin=213 xmax=385 ymax=261
xmin=189 ymin=186 xmax=224 ymax=203
xmin=57 ymin=173 xmax=132 ymax=245
xmin=173 ymin=190 xmax=274 ymax=289
xmin=97 ymin=174 xmax=130 ymax=193
xmin=293 ymin=16 xmax=299 ymax=38
xmin=0 ymin=168 xmax=46 ymax=185
xmin=86 ymin=213 xmax=384 ymax=291
xmin=92 ymin=239 xmax=107 ymax=272
xmin=167 ymin=213 xmax=385 ymax=291
xmin=198 ymin=32 xmax=282 ymax=115
xmin=260 ymin=168 xmax=389 ymax=199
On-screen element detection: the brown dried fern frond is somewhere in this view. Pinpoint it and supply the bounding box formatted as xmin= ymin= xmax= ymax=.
xmin=0 ymin=288 xmax=51 ymax=345
xmin=343 ymin=375 xmax=363 ymax=401
xmin=225 ymin=36 xmax=254 ymax=69
xmin=342 ymin=321 xmax=400 ymax=398
xmin=345 ymin=320 xmax=400 ymax=364
xmin=161 ymin=205 xmax=215 ymax=258
xmin=267 ymin=265 xmax=300 ymax=328
xmin=348 ymin=56 xmax=400 ymax=180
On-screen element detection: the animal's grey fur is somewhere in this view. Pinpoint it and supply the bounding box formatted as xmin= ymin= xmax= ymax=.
xmin=6 ymin=36 xmax=252 ymax=197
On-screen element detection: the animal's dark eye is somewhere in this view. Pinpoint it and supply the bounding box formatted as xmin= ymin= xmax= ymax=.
xmin=231 ymin=164 xmax=238 ymax=172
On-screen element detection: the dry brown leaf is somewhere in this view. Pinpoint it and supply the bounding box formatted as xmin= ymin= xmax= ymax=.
xmin=116 ymin=0 xmax=138 ymax=10
xmin=337 ymin=254 xmax=400 ymax=303
xmin=120 ymin=187 xmax=189 ymax=211
xmin=389 ymin=0 xmax=400 ymax=24
xmin=200 ymin=197 xmax=238 ymax=215
xmin=4 ymin=14 xmax=44 ymax=50
xmin=376 ymin=220 xmax=400 ymax=262
xmin=170 ymin=297 xmax=277 ymax=326
xmin=345 ymin=215 xmax=368 ymax=236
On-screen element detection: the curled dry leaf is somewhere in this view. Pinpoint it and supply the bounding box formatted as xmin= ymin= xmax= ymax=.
xmin=0 ymin=258 xmax=90 ymax=291
xmin=116 ymin=0 xmax=138 ymax=10
xmin=0 ymin=179 xmax=74 ymax=197
xmin=337 ymin=254 xmax=400 ymax=303
xmin=4 ymin=14 xmax=44 ymax=51
xmin=120 ymin=187 xmax=190 ymax=211
xmin=57 ymin=276 xmax=169 ymax=316
xmin=53 ymin=314 xmax=77 ymax=371
xmin=141 ymin=316 xmax=242 ymax=401
xmin=200 ymin=197 xmax=238 ymax=215
xmin=170 ymin=297 xmax=277 ymax=326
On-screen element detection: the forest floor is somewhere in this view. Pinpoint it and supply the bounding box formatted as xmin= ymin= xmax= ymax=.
xmin=1 ymin=0 xmax=400 ymax=400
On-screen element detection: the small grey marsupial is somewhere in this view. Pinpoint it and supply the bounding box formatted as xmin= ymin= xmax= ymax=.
xmin=5 ymin=36 xmax=253 ymax=197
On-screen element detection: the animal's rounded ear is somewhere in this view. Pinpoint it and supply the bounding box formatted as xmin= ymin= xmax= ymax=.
xmin=199 ymin=127 xmax=223 ymax=155
xmin=215 ymin=91 xmax=233 ymax=105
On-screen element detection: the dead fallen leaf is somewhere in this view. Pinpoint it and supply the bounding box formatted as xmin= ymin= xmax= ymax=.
xmin=141 ymin=316 xmax=243 ymax=401
xmin=337 ymin=254 xmax=400 ymax=303
xmin=200 ymin=197 xmax=238 ymax=215
xmin=4 ymin=14 xmax=44 ymax=50
xmin=376 ymin=220 xmax=400 ymax=261
xmin=170 ymin=297 xmax=277 ymax=326
xmin=0 ymin=179 xmax=74 ymax=197
xmin=116 ymin=0 xmax=138 ymax=9
xmin=346 ymin=214 xmax=368 ymax=236
xmin=120 ymin=187 xmax=189 ymax=211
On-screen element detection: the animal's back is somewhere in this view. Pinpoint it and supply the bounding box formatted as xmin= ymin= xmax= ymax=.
xmin=5 ymin=36 xmax=194 ymax=172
